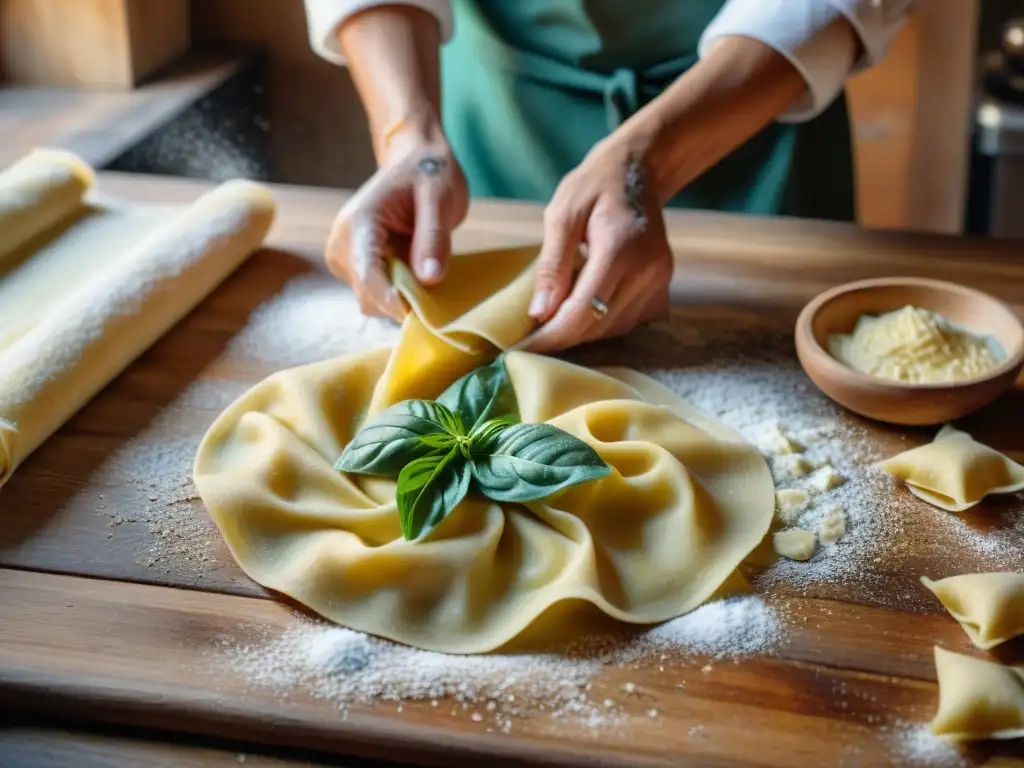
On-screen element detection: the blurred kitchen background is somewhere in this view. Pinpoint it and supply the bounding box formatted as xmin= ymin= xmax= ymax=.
xmin=1 ymin=0 xmax=1022 ymax=237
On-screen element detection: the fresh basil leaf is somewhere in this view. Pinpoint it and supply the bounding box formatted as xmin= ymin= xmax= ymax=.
xmin=468 ymin=415 xmax=519 ymax=451
xmin=434 ymin=404 xmax=466 ymax=438
xmin=418 ymin=433 xmax=458 ymax=450
xmin=396 ymin=449 xmax=471 ymax=541
xmin=470 ymin=423 xmax=611 ymax=502
xmin=335 ymin=399 xmax=462 ymax=476
xmin=437 ymin=355 xmax=519 ymax=433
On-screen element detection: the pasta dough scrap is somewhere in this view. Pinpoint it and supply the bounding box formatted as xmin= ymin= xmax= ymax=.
xmin=194 ymin=248 xmax=776 ymax=654
xmin=877 ymin=425 xmax=1024 ymax=512
xmin=931 ymin=647 xmax=1024 ymax=742
xmin=0 ymin=151 xmax=276 ymax=489
xmin=922 ymin=573 xmax=1024 ymax=650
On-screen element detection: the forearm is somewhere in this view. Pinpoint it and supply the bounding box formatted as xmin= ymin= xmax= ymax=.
xmin=337 ymin=6 xmax=444 ymax=160
xmin=622 ymin=19 xmax=858 ymax=204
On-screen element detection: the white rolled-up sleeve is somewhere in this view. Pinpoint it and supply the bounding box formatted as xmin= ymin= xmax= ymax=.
xmin=304 ymin=0 xmax=453 ymax=65
xmin=698 ymin=0 xmax=917 ymax=123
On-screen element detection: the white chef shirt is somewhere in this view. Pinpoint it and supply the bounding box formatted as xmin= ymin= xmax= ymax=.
xmin=303 ymin=0 xmax=916 ymax=122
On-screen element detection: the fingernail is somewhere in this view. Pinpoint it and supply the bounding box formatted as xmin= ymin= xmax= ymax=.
xmin=528 ymin=290 xmax=549 ymax=318
xmin=419 ymin=258 xmax=441 ymax=282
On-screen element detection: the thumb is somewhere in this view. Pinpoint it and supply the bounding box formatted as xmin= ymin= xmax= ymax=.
xmin=411 ymin=180 xmax=451 ymax=285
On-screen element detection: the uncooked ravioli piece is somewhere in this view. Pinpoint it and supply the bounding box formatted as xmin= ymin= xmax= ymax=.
xmin=193 ymin=248 xmax=776 ymax=654
xmin=922 ymin=573 xmax=1024 ymax=650
xmin=876 ymin=425 xmax=1024 ymax=512
xmin=931 ymin=647 xmax=1024 ymax=742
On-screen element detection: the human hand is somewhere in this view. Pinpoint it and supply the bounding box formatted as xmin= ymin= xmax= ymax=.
xmin=522 ymin=139 xmax=673 ymax=354
xmin=325 ymin=129 xmax=469 ymax=320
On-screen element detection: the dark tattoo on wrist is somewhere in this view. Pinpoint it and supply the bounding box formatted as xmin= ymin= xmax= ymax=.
xmin=623 ymin=154 xmax=647 ymax=228
xmin=417 ymin=156 xmax=446 ymax=176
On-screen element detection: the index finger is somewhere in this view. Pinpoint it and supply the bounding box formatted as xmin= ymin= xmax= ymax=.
xmin=327 ymin=215 xmax=407 ymax=321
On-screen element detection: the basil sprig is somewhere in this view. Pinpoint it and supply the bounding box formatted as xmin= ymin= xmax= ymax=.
xmin=336 ymin=356 xmax=611 ymax=541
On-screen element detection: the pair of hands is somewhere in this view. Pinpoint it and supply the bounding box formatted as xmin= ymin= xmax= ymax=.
xmin=325 ymin=132 xmax=672 ymax=354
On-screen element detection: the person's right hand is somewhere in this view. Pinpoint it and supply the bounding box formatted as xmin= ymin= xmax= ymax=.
xmin=325 ymin=132 xmax=469 ymax=320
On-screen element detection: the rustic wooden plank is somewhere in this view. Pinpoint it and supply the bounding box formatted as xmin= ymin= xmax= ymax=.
xmin=0 ymin=54 xmax=245 ymax=168
xmin=0 ymin=724 xmax=336 ymax=768
xmin=2 ymin=568 xmax=1016 ymax=768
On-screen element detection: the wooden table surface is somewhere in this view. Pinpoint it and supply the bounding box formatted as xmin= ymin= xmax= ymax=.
xmin=1 ymin=171 xmax=1023 ymax=767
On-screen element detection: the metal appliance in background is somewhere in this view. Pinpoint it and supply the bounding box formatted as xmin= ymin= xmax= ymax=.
xmin=969 ymin=16 xmax=1024 ymax=238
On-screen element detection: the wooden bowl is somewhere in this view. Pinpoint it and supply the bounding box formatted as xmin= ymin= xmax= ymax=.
xmin=795 ymin=277 xmax=1024 ymax=426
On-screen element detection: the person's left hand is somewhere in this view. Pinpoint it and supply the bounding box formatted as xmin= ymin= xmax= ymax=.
xmin=522 ymin=138 xmax=673 ymax=355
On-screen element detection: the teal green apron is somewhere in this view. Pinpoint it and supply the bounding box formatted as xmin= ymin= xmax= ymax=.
xmin=440 ymin=0 xmax=855 ymax=221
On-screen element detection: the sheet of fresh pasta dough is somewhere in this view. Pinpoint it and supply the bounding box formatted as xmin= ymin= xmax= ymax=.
xmin=931 ymin=647 xmax=1024 ymax=741
xmin=923 ymin=573 xmax=1024 ymax=650
xmin=0 ymin=149 xmax=276 ymax=489
xmin=876 ymin=425 xmax=1024 ymax=512
xmin=194 ymin=246 xmax=776 ymax=654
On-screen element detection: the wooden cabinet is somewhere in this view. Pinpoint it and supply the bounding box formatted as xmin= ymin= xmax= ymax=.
xmin=0 ymin=0 xmax=190 ymax=88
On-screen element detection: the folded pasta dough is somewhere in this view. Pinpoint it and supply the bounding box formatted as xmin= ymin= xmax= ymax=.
xmin=876 ymin=425 xmax=1024 ymax=512
xmin=923 ymin=573 xmax=1024 ymax=650
xmin=932 ymin=647 xmax=1024 ymax=741
xmin=0 ymin=179 xmax=275 ymax=488
xmin=0 ymin=149 xmax=95 ymax=265
xmin=193 ymin=246 xmax=776 ymax=654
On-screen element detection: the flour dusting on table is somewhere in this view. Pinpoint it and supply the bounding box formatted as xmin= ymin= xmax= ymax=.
xmin=228 ymin=272 xmax=399 ymax=367
xmin=888 ymin=723 xmax=965 ymax=767
xmin=221 ymin=595 xmax=784 ymax=732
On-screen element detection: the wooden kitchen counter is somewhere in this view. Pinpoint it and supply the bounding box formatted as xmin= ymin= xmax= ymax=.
xmin=1 ymin=171 xmax=1022 ymax=768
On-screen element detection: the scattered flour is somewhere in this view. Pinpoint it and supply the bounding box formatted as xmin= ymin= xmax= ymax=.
xmin=638 ymin=596 xmax=781 ymax=659
xmin=888 ymin=723 xmax=965 ymax=767
xmin=228 ymin=272 xmax=399 ymax=367
xmin=222 ymin=596 xmax=784 ymax=732
xmin=87 ymin=379 xmax=249 ymax=577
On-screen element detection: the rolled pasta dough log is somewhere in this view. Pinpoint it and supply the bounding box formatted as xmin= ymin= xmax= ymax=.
xmin=877 ymin=425 xmax=1024 ymax=512
xmin=0 ymin=179 xmax=275 ymax=488
xmin=0 ymin=149 xmax=94 ymax=265
xmin=931 ymin=647 xmax=1024 ymax=742
xmin=922 ymin=573 xmax=1024 ymax=650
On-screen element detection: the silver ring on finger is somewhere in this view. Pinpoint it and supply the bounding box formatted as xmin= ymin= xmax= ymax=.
xmin=590 ymin=295 xmax=609 ymax=321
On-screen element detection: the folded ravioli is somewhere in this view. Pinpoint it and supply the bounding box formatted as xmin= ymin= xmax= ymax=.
xmin=923 ymin=573 xmax=1024 ymax=650
xmin=193 ymin=247 xmax=775 ymax=654
xmin=877 ymin=425 xmax=1024 ymax=512
xmin=931 ymin=647 xmax=1024 ymax=742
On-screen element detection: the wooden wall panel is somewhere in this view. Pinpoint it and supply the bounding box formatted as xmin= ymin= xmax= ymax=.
xmin=0 ymin=0 xmax=189 ymax=88
xmin=847 ymin=0 xmax=980 ymax=233
xmin=191 ymin=0 xmax=376 ymax=190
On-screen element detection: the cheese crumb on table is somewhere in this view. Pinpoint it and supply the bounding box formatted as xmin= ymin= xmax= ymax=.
xmin=776 ymin=489 xmax=810 ymax=523
xmin=776 ymin=454 xmax=814 ymax=479
xmin=773 ymin=529 xmax=817 ymax=561
xmin=818 ymin=506 xmax=847 ymax=544
xmin=811 ymin=467 xmax=845 ymax=493
xmin=761 ymin=425 xmax=804 ymax=455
